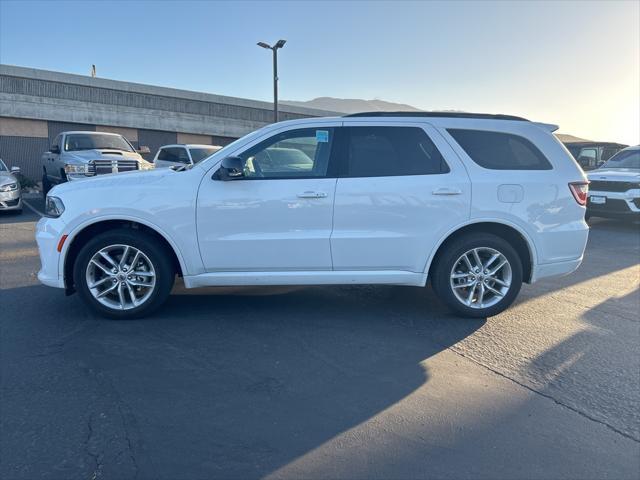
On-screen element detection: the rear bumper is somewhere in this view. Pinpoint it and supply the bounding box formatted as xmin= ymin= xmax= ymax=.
xmin=531 ymin=257 xmax=583 ymax=283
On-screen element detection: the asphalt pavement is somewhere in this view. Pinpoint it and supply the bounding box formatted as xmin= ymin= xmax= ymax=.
xmin=1 ymin=199 xmax=639 ymax=480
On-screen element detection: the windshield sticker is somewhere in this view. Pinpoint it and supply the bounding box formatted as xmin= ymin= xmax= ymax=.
xmin=316 ymin=130 xmax=329 ymax=143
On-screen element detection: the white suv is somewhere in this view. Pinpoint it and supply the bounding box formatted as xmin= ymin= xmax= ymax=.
xmin=36 ymin=113 xmax=590 ymax=319
xmin=153 ymin=144 xmax=222 ymax=169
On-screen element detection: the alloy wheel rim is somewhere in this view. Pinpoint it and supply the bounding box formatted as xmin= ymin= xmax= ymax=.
xmin=85 ymin=244 xmax=156 ymax=311
xmin=449 ymin=247 xmax=512 ymax=309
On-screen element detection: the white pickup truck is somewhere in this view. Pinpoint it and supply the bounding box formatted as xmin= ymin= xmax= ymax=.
xmin=41 ymin=131 xmax=154 ymax=195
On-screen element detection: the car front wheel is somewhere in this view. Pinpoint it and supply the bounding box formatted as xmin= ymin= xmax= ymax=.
xmin=432 ymin=233 xmax=523 ymax=318
xmin=73 ymin=229 xmax=175 ymax=319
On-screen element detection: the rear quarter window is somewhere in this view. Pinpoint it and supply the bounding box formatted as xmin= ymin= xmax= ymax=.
xmin=448 ymin=129 xmax=552 ymax=170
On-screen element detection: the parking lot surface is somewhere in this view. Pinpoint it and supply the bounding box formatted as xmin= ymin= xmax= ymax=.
xmin=1 ymin=200 xmax=639 ymax=479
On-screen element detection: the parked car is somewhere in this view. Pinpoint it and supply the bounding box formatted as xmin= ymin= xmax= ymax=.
xmin=153 ymin=144 xmax=222 ymax=169
xmin=0 ymin=158 xmax=22 ymax=212
xmin=586 ymin=145 xmax=640 ymax=220
xmin=36 ymin=112 xmax=589 ymax=319
xmin=41 ymin=131 xmax=154 ymax=195
xmin=564 ymin=141 xmax=627 ymax=170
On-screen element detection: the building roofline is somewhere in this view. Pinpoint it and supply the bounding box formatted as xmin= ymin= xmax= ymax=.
xmin=0 ymin=64 xmax=341 ymax=117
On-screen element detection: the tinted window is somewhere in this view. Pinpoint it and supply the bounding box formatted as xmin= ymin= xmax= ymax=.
xmin=343 ymin=126 xmax=449 ymax=177
xmin=158 ymin=147 xmax=190 ymax=163
xmin=189 ymin=147 xmax=220 ymax=163
xmin=448 ymin=129 xmax=552 ymax=170
xmin=239 ymin=128 xmax=334 ymax=178
xmin=602 ymin=149 xmax=640 ymax=169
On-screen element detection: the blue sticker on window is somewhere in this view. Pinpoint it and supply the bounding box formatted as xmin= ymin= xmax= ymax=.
xmin=316 ymin=130 xmax=329 ymax=143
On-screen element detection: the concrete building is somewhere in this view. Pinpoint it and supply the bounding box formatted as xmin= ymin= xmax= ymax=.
xmin=0 ymin=65 xmax=335 ymax=181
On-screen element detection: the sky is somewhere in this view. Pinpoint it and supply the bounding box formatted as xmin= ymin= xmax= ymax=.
xmin=0 ymin=0 xmax=638 ymax=144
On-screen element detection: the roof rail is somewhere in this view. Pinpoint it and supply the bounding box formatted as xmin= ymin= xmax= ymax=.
xmin=343 ymin=111 xmax=530 ymax=121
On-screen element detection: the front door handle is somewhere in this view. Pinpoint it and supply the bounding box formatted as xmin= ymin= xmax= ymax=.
xmin=297 ymin=191 xmax=327 ymax=199
xmin=432 ymin=187 xmax=462 ymax=196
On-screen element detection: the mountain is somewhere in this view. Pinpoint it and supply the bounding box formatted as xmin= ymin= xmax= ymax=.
xmin=554 ymin=133 xmax=593 ymax=143
xmin=282 ymin=97 xmax=422 ymax=114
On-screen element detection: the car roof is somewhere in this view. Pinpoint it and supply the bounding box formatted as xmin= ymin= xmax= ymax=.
xmin=564 ymin=141 xmax=627 ymax=148
xmin=159 ymin=144 xmax=222 ymax=149
xmin=344 ymin=111 xmax=530 ymax=121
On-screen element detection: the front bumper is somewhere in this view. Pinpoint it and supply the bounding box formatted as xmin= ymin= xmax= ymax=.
xmin=0 ymin=188 xmax=22 ymax=210
xmin=35 ymin=216 xmax=66 ymax=288
xmin=587 ymin=190 xmax=640 ymax=220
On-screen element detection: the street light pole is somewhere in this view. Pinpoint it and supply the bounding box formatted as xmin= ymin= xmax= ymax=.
xmin=257 ymin=39 xmax=286 ymax=123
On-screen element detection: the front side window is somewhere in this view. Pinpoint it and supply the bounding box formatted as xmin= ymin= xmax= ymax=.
xmin=189 ymin=147 xmax=220 ymax=163
xmin=448 ymin=129 xmax=552 ymax=170
xmin=238 ymin=128 xmax=334 ymax=178
xmin=343 ymin=126 xmax=449 ymax=177
xmin=0 ymin=159 xmax=7 ymax=171
xmin=64 ymin=133 xmax=135 ymax=152
xmin=602 ymin=149 xmax=640 ymax=169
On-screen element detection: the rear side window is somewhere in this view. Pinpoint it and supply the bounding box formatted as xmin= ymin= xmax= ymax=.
xmin=343 ymin=126 xmax=449 ymax=177
xmin=448 ymin=129 xmax=552 ymax=170
xmin=158 ymin=147 xmax=190 ymax=163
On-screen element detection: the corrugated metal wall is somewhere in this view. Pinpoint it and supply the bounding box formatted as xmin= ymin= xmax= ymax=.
xmin=138 ymin=129 xmax=178 ymax=161
xmin=0 ymin=75 xmax=308 ymax=123
xmin=0 ymin=136 xmax=49 ymax=181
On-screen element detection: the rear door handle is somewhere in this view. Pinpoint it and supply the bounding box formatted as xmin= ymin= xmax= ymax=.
xmin=432 ymin=187 xmax=462 ymax=196
xmin=297 ymin=191 xmax=327 ymax=199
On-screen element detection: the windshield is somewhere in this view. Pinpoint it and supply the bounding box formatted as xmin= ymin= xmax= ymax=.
xmin=189 ymin=147 xmax=221 ymax=163
xmin=0 ymin=159 xmax=7 ymax=171
xmin=602 ymin=149 xmax=640 ymax=169
xmin=65 ymin=133 xmax=135 ymax=152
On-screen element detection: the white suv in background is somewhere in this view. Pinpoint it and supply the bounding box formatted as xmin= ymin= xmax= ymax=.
xmin=153 ymin=144 xmax=222 ymax=169
xmin=36 ymin=112 xmax=589 ymax=319
xmin=586 ymin=145 xmax=640 ymax=221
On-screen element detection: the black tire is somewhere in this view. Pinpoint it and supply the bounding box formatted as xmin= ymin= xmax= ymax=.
xmin=42 ymin=173 xmax=52 ymax=197
xmin=73 ymin=228 xmax=175 ymax=319
xmin=432 ymin=233 xmax=523 ymax=318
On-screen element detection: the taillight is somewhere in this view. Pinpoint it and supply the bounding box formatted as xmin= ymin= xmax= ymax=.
xmin=569 ymin=182 xmax=589 ymax=206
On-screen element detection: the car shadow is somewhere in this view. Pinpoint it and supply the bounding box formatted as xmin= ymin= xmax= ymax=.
xmin=2 ymin=282 xmax=484 ymax=479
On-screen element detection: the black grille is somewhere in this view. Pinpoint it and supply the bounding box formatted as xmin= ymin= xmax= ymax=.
xmin=633 ymin=198 xmax=640 ymax=209
xmin=1 ymin=199 xmax=20 ymax=207
xmin=90 ymin=159 xmax=139 ymax=176
xmin=589 ymin=180 xmax=640 ymax=192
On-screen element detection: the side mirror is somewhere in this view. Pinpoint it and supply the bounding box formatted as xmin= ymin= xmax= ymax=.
xmin=137 ymin=146 xmax=151 ymax=155
xmin=10 ymin=166 xmax=20 ymax=174
xmin=214 ymin=156 xmax=244 ymax=181
xmin=50 ymin=145 xmax=60 ymax=154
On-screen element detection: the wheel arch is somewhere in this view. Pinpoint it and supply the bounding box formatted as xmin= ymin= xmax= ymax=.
xmin=62 ymin=217 xmax=185 ymax=291
xmin=425 ymin=220 xmax=537 ymax=284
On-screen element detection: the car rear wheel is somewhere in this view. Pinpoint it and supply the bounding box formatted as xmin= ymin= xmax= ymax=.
xmin=73 ymin=229 xmax=175 ymax=319
xmin=432 ymin=233 xmax=523 ymax=318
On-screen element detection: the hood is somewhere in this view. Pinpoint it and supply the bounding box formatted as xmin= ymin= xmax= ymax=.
xmin=51 ymin=167 xmax=172 ymax=196
xmin=587 ymin=168 xmax=640 ymax=181
xmin=0 ymin=171 xmax=18 ymax=185
xmin=65 ymin=149 xmax=144 ymax=162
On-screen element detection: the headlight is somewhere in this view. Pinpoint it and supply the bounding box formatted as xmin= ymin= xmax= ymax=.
xmin=64 ymin=164 xmax=90 ymax=175
xmin=45 ymin=196 xmax=65 ymax=218
xmin=0 ymin=182 xmax=18 ymax=192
